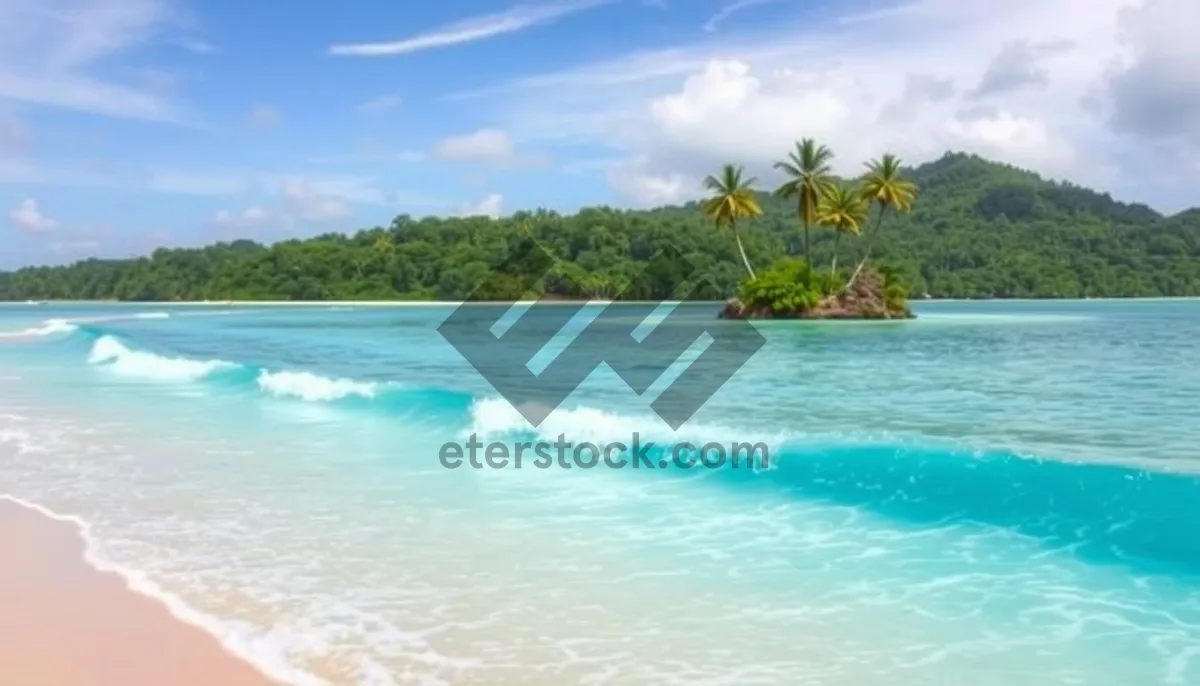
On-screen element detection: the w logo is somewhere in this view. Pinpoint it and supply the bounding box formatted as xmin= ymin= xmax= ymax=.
xmin=437 ymin=241 xmax=765 ymax=430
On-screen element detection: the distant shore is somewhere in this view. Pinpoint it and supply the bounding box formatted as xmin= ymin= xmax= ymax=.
xmin=0 ymin=498 xmax=278 ymax=686
xmin=2 ymin=296 xmax=1199 ymax=307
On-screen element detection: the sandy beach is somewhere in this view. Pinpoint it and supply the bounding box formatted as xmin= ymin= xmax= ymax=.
xmin=0 ymin=499 xmax=277 ymax=686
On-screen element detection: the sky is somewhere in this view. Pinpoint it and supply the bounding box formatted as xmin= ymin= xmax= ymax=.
xmin=1 ymin=0 xmax=1198 ymax=269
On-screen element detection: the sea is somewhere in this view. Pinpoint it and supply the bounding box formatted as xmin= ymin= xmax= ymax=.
xmin=1 ymin=299 xmax=1199 ymax=685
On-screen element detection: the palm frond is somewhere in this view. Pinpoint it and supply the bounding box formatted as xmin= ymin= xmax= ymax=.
xmin=699 ymin=163 xmax=761 ymax=228
xmin=861 ymin=153 xmax=919 ymax=213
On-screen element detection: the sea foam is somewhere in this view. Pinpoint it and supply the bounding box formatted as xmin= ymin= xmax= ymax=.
xmin=466 ymin=395 xmax=787 ymax=448
xmin=87 ymin=335 xmax=238 ymax=382
xmin=0 ymin=494 xmax=328 ymax=686
xmin=0 ymin=318 xmax=79 ymax=339
xmin=256 ymin=369 xmax=381 ymax=402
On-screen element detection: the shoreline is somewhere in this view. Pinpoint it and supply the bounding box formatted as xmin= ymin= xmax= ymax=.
xmin=0 ymin=495 xmax=318 ymax=686
xmin=1 ymin=296 xmax=1199 ymax=308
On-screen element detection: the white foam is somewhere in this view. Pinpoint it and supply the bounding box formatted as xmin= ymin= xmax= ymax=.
xmin=87 ymin=335 xmax=237 ymax=382
xmin=0 ymin=494 xmax=328 ymax=686
xmin=133 ymin=312 xmax=171 ymax=320
xmin=0 ymin=318 xmax=79 ymax=339
xmin=256 ymin=369 xmax=380 ymax=402
xmin=466 ymin=396 xmax=787 ymax=448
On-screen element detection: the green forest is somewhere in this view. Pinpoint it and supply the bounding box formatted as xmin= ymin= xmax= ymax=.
xmin=2 ymin=151 xmax=1198 ymax=301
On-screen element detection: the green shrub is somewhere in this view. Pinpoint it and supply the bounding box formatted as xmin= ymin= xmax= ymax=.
xmin=736 ymin=259 xmax=829 ymax=315
xmin=878 ymin=264 xmax=910 ymax=312
xmin=884 ymin=283 xmax=908 ymax=311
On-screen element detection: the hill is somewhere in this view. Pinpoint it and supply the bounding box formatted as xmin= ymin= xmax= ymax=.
xmin=1 ymin=152 xmax=1198 ymax=301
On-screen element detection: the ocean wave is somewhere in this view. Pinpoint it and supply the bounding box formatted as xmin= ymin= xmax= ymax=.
xmin=78 ymin=330 xmax=474 ymax=419
xmin=464 ymin=396 xmax=1200 ymax=575
xmin=257 ymin=369 xmax=381 ymax=402
xmin=60 ymin=327 xmax=1200 ymax=576
xmin=0 ymin=318 xmax=79 ymax=339
xmin=719 ymin=443 xmax=1200 ymax=575
xmin=87 ymin=335 xmax=239 ymax=382
xmin=0 ymin=311 xmax=176 ymax=340
xmin=467 ymin=396 xmax=786 ymax=448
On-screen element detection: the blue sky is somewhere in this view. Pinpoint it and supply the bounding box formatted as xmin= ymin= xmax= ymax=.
xmin=2 ymin=0 xmax=1197 ymax=268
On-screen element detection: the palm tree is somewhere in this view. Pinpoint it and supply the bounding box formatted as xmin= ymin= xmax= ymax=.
xmin=701 ymin=163 xmax=763 ymax=279
xmin=371 ymin=233 xmax=395 ymax=272
xmin=773 ymin=139 xmax=835 ymax=282
xmin=846 ymin=153 xmax=917 ymax=289
xmin=816 ymin=183 xmax=869 ymax=281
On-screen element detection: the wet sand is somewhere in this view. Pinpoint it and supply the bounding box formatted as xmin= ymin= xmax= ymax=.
xmin=0 ymin=500 xmax=278 ymax=686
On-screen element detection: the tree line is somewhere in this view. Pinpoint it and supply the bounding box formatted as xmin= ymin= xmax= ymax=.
xmin=2 ymin=151 xmax=1198 ymax=301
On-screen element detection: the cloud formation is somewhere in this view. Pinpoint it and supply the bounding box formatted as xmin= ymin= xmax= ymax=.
xmin=210 ymin=179 xmax=356 ymax=234
xmin=970 ymin=40 xmax=1074 ymax=98
xmin=328 ymin=0 xmax=612 ymax=56
xmin=483 ymin=0 xmax=1196 ymax=209
xmin=283 ymin=179 xmax=353 ymax=222
xmin=0 ymin=0 xmax=189 ymax=123
xmin=8 ymin=198 xmax=58 ymax=232
xmin=1099 ymin=0 xmax=1200 ymax=142
xmin=436 ymin=128 xmax=515 ymax=160
xmin=213 ymin=206 xmax=270 ymax=230
xmin=703 ymin=0 xmax=781 ymax=33
xmin=456 ymin=193 xmax=505 ymax=218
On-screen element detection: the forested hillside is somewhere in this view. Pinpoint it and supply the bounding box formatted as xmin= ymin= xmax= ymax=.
xmin=2 ymin=152 xmax=1198 ymax=301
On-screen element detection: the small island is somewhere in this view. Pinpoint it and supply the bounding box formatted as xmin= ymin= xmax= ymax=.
xmin=720 ymin=264 xmax=913 ymax=320
xmin=700 ymin=139 xmax=918 ymax=320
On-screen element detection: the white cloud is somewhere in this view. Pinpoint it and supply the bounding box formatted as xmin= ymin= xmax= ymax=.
xmin=0 ymin=0 xmax=189 ymax=123
xmin=210 ymin=182 xmax=356 ymax=232
xmin=944 ymin=107 xmax=1078 ymax=173
xmin=282 ymin=179 xmax=353 ymax=222
xmin=969 ymin=40 xmax=1074 ymax=98
xmin=7 ymin=162 xmax=440 ymax=214
xmin=436 ymin=128 xmax=515 ymax=160
xmin=1099 ymin=0 xmax=1200 ymax=143
xmin=605 ymin=159 xmax=689 ymax=207
xmin=8 ymin=198 xmax=58 ymax=232
xmin=328 ymin=0 xmax=612 ymax=56
xmin=143 ymin=169 xmax=390 ymax=205
xmin=476 ymin=0 xmax=1199 ymax=209
xmin=213 ymin=206 xmax=271 ymax=229
xmin=456 ymin=193 xmax=505 ymax=218
xmin=357 ymin=94 xmax=403 ymax=113
xmin=703 ymin=0 xmax=782 ymax=33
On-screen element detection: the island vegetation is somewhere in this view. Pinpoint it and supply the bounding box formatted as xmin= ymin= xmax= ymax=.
xmin=705 ymin=140 xmax=917 ymax=319
xmin=2 ymin=151 xmax=1198 ymax=303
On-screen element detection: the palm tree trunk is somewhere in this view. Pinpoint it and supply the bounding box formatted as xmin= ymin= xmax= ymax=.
xmin=732 ymin=221 xmax=756 ymax=280
xmin=845 ymin=204 xmax=887 ymax=291
xmin=830 ymin=231 xmax=842 ymax=282
xmin=803 ymin=218 xmax=812 ymax=286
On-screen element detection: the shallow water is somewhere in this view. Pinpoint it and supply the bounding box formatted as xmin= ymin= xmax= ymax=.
xmin=2 ymin=300 xmax=1199 ymax=685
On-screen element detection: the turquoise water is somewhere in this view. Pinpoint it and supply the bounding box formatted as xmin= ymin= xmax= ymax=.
xmin=2 ymin=300 xmax=1199 ymax=685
